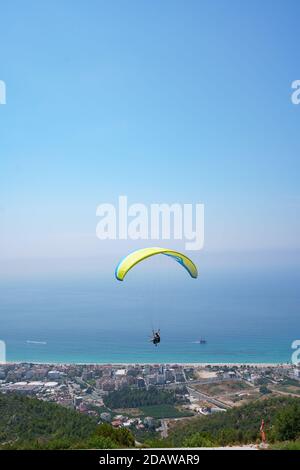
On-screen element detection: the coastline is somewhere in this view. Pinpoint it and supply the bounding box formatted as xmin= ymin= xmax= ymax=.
xmin=4 ymin=361 xmax=291 ymax=367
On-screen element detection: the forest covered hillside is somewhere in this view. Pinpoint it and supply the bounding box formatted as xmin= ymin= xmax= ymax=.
xmin=1 ymin=393 xmax=300 ymax=449
xmin=0 ymin=393 xmax=134 ymax=449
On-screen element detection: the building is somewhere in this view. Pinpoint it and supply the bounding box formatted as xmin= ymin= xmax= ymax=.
xmin=144 ymin=417 xmax=155 ymax=428
xmin=115 ymin=369 xmax=126 ymax=377
xmin=147 ymin=374 xmax=157 ymax=386
xmin=44 ymin=381 xmax=58 ymax=388
xmin=137 ymin=377 xmax=145 ymax=388
xmin=4 ymin=382 xmax=41 ymax=396
xmin=165 ymin=370 xmax=174 ymax=382
xmin=100 ymin=412 xmax=112 ymax=423
xmin=78 ymin=402 xmax=88 ymax=413
xmin=102 ymin=380 xmax=115 ymax=392
xmin=156 ymin=374 xmax=165 ymax=385
xmin=48 ymin=370 xmax=65 ymax=380
xmin=111 ymin=419 xmax=122 ymax=428
xmin=74 ymin=396 xmax=83 ymax=407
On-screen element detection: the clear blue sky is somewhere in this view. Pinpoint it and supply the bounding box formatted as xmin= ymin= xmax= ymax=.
xmin=1 ymin=0 xmax=300 ymax=276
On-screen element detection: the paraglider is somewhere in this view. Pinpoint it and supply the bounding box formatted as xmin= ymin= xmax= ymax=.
xmin=151 ymin=329 xmax=161 ymax=346
xmin=115 ymin=247 xmax=198 ymax=347
xmin=115 ymin=247 xmax=198 ymax=281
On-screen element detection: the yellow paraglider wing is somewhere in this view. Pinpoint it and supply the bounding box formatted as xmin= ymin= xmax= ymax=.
xmin=115 ymin=247 xmax=198 ymax=281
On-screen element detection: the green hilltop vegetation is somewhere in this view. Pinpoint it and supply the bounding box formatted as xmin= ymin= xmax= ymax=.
xmin=103 ymin=386 xmax=192 ymax=419
xmin=146 ymin=396 xmax=300 ymax=448
xmin=139 ymin=404 xmax=193 ymax=419
xmin=103 ymin=386 xmax=186 ymax=409
xmin=0 ymin=393 xmax=134 ymax=450
xmin=1 ymin=393 xmax=300 ymax=449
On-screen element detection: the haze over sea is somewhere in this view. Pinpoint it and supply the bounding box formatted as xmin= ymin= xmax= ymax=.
xmin=1 ymin=2 xmax=300 ymax=366
xmin=1 ymin=254 xmax=299 ymax=364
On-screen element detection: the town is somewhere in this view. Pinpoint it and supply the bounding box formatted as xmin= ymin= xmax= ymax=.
xmin=0 ymin=362 xmax=299 ymax=438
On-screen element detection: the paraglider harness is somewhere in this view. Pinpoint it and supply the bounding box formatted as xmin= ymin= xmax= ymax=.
xmin=152 ymin=330 xmax=161 ymax=346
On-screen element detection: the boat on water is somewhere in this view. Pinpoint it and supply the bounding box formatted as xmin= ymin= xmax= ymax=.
xmin=26 ymin=340 xmax=47 ymax=345
xmin=192 ymin=338 xmax=207 ymax=344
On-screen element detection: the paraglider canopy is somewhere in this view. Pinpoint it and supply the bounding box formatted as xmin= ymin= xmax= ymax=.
xmin=115 ymin=247 xmax=198 ymax=281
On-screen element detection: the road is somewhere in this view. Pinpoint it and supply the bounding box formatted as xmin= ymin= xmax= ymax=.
xmin=161 ymin=377 xmax=242 ymax=389
xmin=160 ymin=419 xmax=169 ymax=438
xmin=187 ymin=385 xmax=232 ymax=409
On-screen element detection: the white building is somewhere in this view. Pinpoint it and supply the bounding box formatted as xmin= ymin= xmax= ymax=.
xmin=48 ymin=370 xmax=65 ymax=380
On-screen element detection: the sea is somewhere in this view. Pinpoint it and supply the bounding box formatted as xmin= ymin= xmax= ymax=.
xmin=0 ymin=264 xmax=300 ymax=364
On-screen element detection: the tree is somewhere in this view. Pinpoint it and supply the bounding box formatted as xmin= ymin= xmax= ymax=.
xmin=259 ymin=386 xmax=272 ymax=395
xmin=183 ymin=432 xmax=216 ymax=448
xmin=274 ymin=403 xmax=300 ymax=441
